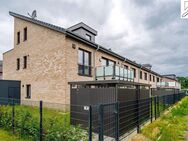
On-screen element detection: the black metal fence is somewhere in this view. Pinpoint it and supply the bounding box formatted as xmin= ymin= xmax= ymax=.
xmin=71 ymin=92 xmax=186 ymax=141
xmin=0 ymin=93 xmax=186 ymax=141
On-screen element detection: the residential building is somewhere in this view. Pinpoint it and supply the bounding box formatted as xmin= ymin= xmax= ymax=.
xmin=157 ymin=74 xmax=181 ymax=89
xmin=3 ymin=11 xmax=181 ymax=104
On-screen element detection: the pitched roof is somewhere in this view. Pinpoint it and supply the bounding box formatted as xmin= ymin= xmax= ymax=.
xmin=9 ymin=12 xmax=66 ymax=34
xmin=9 ymin=11 xmax=161 ymax=76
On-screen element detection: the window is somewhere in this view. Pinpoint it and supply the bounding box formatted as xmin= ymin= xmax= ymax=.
xmin=101 ymin=57 xmax=115 ymax=66
xmin=144 ymin=72 xmax=147 ymax=80
xmin=140 ymin=71 xmax=142 ymax=79
xmin=85 ymin=34 xmax=91 ymax=41
xmin=150 ymin=74 xmax=152 ymax=81
xmin=23 ymin=56 xmax=27 ymax=69
xmin=131 ymin=68 xmax=136 ymax=78
xmin=17 ymin=58 xmax=20 ymax=70
xmin=124 ymin=65 xmax=128 ymax=69
xmin=153 ymin=76 xmax=155 ymax=82
xmin=17 ymin=31 xmax=20 ymax=44
xmin=26 ymin=84 xmax=31 ymax=99
xmin=157 ymin=77 xmax=160 ymax=82
xmin=24 ymin=27 xmax=27 ymax=41
xmin=78 ymin=49 xmax=91 ymax=76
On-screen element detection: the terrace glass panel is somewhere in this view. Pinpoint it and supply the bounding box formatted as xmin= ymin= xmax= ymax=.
xmin=120 ymin=67 xmax=124 ymax=78
xmin=115 ymin=66 xmax=120 ymax=76
xmin=105 ymin=65 xmax=113 ymax=76
xmin=96 ymin=66 xmax=104 ymax=77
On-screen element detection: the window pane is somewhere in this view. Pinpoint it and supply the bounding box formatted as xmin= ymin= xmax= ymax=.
xmin=109 ymin=60 xmax=115 ymax=66
xmin=78 ymin=50 xmax=83 ymax=64
xmin=24 ymin=27 xmax=27 ymax=41
xmin=78 ymin=64 xmax=83 ymax=74
xmin=84 ymin=52 xmax=89 ymax=65
xmin=26 ymin=84 xmax=31 ymax=98
xmin=101 ymin=58 xmax=107 ymax=66
xmin=84 ymin=66 xmax=89 ymax=75
xmin=86 ymin=34 xmax=91 ymax=41
xmin=23 ymin=56 xmax=27 ymax=69
xmin=17 ymin=32 xmax=20 ymax=44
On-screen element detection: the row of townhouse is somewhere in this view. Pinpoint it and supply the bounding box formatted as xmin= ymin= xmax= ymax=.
xmin=3 ymin=11 xmax=181 ymax=104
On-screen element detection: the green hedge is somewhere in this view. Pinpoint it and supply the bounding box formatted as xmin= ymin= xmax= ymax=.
xmin=0 ymin=105 xmax=88 ymax=141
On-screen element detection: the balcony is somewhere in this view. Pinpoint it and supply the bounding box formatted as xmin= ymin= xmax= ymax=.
xmin=95 ymin=65 xmax=134 ymax=81
xmin=157 ymin=81 xmax=181 ymax=89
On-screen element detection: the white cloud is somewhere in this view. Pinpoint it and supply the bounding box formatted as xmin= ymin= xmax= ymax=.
xmin=0 ymin=0 xmax=187 ymax=76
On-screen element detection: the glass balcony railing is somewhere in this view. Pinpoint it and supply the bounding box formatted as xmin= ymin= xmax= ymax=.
xmin=157 ymin=82 xmax=178 ymax=88
xmin=95 ymin=65 xmax=134 ymax=81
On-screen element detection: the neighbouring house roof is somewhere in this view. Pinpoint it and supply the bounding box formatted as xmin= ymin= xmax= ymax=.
xmin=9 ymin=11 xmax=161 ymax=76
xmin=162 ymin=74 xmax=177 ymax=81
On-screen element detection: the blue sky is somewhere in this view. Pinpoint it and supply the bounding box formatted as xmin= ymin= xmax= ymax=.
xmin=0 ymin=0 xmax=188 ymax=76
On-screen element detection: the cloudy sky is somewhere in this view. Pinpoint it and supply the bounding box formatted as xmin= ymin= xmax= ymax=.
xmin=0 ymin=0 xmax=188 ymax=76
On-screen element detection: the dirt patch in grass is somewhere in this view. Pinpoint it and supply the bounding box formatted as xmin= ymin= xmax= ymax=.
xmin=131 ymin=134 xmax=150 ymax=141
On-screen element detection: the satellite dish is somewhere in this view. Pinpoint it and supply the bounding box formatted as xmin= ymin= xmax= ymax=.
xmin=28 ymin=10 xmax=37 ymax=19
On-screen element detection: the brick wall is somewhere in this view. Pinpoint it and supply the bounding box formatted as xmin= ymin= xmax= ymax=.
xmin=3 ymin=17 xmax=161 ymax=104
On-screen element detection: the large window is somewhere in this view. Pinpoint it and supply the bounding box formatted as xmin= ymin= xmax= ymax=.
xmin=101 ymin=57 xmax=115 ymax=66
xmin=23 ymin=56 xmax=27 ymax=69
xmin=24 ymin=27 xmax=27 ymax=41
xmin=17 ymin=58 xmax=20 ymax=70
xmin=150 ymin=74 xmax=152 ymax=81
xmin=78 ymin=49 xmax=91 ymax=76
xmin=140 ymin=71 xmax=142 ymax=79
xmin=26 ymin=84 xmax=31 ymax=99
xmin=131 ymin=68 xmax=136 ymax=78
xmin=124 ymin=65 xmax=128 ymax=69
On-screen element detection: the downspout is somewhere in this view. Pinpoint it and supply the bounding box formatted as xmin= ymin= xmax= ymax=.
xmin=94 ymin=45 xmax=100 ymax=80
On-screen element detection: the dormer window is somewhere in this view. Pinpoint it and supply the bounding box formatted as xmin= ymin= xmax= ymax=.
xmin=85 ymin=34 xmax=91 ymax=41
xmin=68 ymin=22 xmax=97 ymax=42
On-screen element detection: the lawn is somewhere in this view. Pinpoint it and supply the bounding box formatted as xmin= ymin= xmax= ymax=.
xmin=141 ymin=96 xmax=188 ymax=141
xmin=0 ymin=129 xmax=26 ymax=141
xmin=0 ymin=104 xmax=88 ymax=141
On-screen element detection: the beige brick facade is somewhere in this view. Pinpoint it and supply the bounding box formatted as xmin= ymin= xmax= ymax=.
xmin=3 ymin=17 xmax=178 ymax=104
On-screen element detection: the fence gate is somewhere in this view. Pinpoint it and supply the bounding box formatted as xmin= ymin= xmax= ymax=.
xmin=98 ymin=102 xmax=119 ymax=141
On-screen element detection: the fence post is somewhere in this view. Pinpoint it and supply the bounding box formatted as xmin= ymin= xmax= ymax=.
xmin=12 ymin=98 xmax=15 ymax=134
xmin=115 ymin=102 xmax=119 ymax=141
xmin=98 ymin=104 xmax=104 ymax=141
xmin=150 ymin=97 xmax=153 ymax=123
xmin=89 ymin=105 xmax=92 ymax=141
xmin=163 ymin=96 xmax=165 ymax=111
xmin=157 ymin=96 xmax=160 ymax=117
xmin=154 ymin=96 xmax=157 ymax=120
xmin=136 ymin=85 xmax=140 ymax=133
xmin=40 ymin=101 xmax=43 ymax=141
xmin=173 ymin=93 xmax=175 ymax=104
